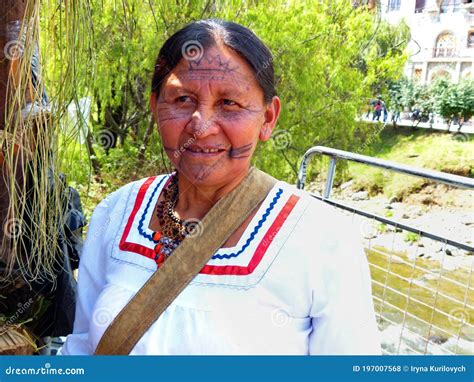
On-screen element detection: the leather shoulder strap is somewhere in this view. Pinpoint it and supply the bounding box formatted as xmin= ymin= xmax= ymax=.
xmin=94 ymin=167 xmax=277 ymax=355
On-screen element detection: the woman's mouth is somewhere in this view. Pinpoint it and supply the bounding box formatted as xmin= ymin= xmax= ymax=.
xmin=184 ymin=146 xmax=227 ymax=157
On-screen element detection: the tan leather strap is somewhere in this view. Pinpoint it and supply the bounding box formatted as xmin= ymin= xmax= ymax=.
xmin=94 ymin=167 xmax=277 ymax=355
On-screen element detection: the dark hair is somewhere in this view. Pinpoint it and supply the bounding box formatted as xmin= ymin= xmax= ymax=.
xmin=151 ymin=19 xmax=276 ymax=103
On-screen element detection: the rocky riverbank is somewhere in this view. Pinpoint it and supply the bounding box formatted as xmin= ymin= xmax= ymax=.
xmin=308 ymin=180 xmax=473 ymax=355
xmin=308 ymin=181 xmax=473 ymax=261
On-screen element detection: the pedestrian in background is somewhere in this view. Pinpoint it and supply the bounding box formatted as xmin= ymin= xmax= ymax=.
xmin=372 ymin=100 xmax=382 ymax=121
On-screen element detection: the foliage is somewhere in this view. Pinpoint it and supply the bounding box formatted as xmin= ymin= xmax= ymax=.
xmin=39 ymin=0 xmax=410 ymax=187
xmin=247 ymin=1 xmax=409 ymax=180
xmin=387 ymin=77 xmax=433 ymax=114
xmin=360 ymin=19 xmax=410 ymax=96
xmin=387 ymin=77 xmax=412 ymax=111
xmin=412 ymin=83 xmax=435 ymax=117
xmin=431 ymin=79 xmax=474 ymax=127
xmin=388 ymin=77 xmax=474 ymax=126
xmin=404 ymin=232 xmax=420 ymax=244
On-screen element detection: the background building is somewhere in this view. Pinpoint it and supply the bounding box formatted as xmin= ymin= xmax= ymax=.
xmin=381 ymin=0 xmax=473 ymax=83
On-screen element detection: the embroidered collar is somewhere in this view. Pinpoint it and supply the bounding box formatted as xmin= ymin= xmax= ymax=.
xmin=118 ymin=175 xmax=301 ymax=279
xmin=135 ymin=175 xmax=283 ymax=259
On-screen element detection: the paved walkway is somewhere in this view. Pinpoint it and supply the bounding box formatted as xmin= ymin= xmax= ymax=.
xmin=360 ymin=115 xmax=474 ymax=135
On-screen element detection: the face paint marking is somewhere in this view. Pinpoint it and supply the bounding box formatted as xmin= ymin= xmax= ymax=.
xmin=187 ymin=54 xmax=240 ymax=74
xmin=229 ymin=143 xmax=253 ymax=159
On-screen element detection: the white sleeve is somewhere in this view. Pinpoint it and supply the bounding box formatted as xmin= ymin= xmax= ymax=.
xmin=58 ymin=190 xmax=121 ymax=355
xmin=308 ymin=212 xmax=381 ymax=355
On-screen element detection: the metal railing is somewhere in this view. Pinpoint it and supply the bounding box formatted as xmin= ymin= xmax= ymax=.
xmin=297 ymin=146 xmax=474 ymax=355
xmin=297 ymin=146 xmax=474 ymax=252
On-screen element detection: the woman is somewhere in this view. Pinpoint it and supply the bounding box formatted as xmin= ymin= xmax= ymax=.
xmin=59 ymin=19 xmax=381 ymax=355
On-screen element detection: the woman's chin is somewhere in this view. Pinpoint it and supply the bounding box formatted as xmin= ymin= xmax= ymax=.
xmin=177 ymin=163 xmax=225 ymax=184
xmin=176 ymin=161 xmax=247 ymax=187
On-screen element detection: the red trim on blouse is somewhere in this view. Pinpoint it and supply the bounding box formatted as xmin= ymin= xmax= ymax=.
xmin=119 ymin=176 xmax=300 ymax=276
xmin=200 ymin=194 xmax=300 ymax=275
xmin=119 ymin=176 xmax=159 ymax=259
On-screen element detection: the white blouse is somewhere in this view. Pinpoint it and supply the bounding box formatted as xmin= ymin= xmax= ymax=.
xmin=58 ymin=174 xmax=381 ymax=355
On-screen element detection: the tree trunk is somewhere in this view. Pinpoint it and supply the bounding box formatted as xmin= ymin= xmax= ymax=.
xmin=0 ymin=0 xmax=29 ymax=265
xmin=137 ymin=117 xmax=155 ymax=164
xmin=0 ymin=0 xmax=32 ymax=131
xmin=0 ymin=0 xmax=34 ymax=355
xmin=85 ymin=129 xmax=102 ymax=178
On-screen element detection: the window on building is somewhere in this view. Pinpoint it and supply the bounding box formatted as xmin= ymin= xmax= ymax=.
xmin=461 ymin=68 xmax=471 ymax=79
xmin=414 ymin=69 xmax=423 ymax=82
xmin=430 ymin=70 xmax=451 ymax=82
xmin=387 ymin=0 xmax=401 ymax=11
xmin=468 ymin=31 xmax=474 ymax=48
xmin=415 ymin=0 xmax=426 ymax=13
xmin=440 ymin=0 xmax=461 ymax=13
xmin=434 ymin=32 xmax=458 ymax=57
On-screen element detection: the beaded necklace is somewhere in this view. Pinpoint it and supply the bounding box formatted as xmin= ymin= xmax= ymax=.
xmin=152 ymin=173 xmax=193 ymax=267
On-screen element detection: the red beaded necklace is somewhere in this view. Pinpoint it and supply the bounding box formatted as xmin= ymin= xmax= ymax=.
xmin=152 ymin=173 xmax=193 ymax=267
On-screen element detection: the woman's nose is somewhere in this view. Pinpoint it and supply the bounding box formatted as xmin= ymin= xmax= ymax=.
xmin=186 ymin=106 xmax=219 ymax=137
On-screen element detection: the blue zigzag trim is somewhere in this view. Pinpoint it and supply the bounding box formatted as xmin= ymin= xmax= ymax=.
xmin=138 ymin=176 xmax=168 ymax=241
xmin=211 ymin=188 xmax=283 ymax=260
xmin=137 ymin=177 xmax=282 ymax=260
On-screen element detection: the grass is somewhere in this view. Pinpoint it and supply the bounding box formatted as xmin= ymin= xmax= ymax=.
xmin=347 ymin=126 xmax=473 ymax=200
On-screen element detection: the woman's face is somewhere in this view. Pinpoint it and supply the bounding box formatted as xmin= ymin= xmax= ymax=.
xmin=150 ymin=43 xmax=280 ymax=188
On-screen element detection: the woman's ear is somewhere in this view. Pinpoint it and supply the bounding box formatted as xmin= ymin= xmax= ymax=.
xmin=259 ymin=96 xmax=281 ymax=141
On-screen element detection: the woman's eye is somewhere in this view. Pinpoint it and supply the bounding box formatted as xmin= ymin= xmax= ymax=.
xmin=177 ymin=96 xmax=192 ymax=103
xmin=222 ymin=99 xmax=238 ymax=107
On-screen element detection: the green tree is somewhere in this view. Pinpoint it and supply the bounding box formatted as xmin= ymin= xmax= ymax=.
xmin=249 ymin=1 xmax=409 ymax=180
xmin=412 ymin=83 xmax=434 ymax=124
xmin=432 ymin=79 xmax=474 ymax=128
xmin=361 ymin=20 xmax=410 ymax=97
xmin=388 ymin=77 xmax=413 ymax=111
xmin=40 ymin=0 xmax=409 ymax=184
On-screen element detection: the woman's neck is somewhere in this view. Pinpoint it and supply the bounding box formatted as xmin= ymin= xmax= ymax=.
xmin=174 ymin=167 xmax=250 ymax=220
